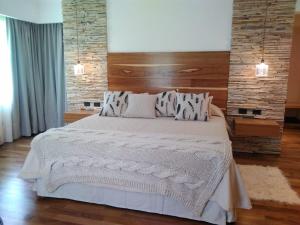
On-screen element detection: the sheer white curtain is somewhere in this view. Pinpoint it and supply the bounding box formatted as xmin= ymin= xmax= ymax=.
xmin=0 ymin=16 xmax=13 ymax=145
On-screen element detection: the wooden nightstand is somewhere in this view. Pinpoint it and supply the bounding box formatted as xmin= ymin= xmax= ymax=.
xmin=234 ymin=117 xmax=280 ymax=138
xmin=64 ymin=110 xmax=99 ymax=123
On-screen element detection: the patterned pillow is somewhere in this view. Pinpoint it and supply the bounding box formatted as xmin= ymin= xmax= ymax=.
xmin=175 ymin=92 xmax=210 ymax=121
xmin=155 ymin=91 xmax=177 ymax=117
xmin=99 ymin=91 xmax=131 ymax=117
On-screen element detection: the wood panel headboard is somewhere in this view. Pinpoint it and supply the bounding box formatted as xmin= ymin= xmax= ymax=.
xmin=107 ymin=52 xmax=230 ymax=110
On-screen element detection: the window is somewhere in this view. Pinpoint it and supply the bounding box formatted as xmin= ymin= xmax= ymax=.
xmin=0 ymin=16 xmax=13 ymax=108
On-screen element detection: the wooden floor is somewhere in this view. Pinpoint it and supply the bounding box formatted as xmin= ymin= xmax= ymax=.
xmin=0 ymin=129 xmax=300 ymax=225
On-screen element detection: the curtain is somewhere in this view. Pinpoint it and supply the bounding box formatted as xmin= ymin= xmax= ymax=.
xmin=0 ymin=16 xmax=13 ymax=145
xmin=6 ymin=18 xmax=65 ymax=137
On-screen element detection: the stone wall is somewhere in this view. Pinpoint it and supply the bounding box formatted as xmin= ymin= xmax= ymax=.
xmin=228 ymin=0 xmax=296 ymax=153
xmin=62 ymin=0 xmax=107 ymax=110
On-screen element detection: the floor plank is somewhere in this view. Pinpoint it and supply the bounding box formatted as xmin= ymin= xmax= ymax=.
xmin=0 ymin=130 xmax=300 ymax=225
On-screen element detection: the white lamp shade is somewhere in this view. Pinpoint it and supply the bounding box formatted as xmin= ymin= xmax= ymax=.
xmin=256 ymin=62 xmax=268 ymax=77
xmin=74 ymin=63 xmax=85 ymax=75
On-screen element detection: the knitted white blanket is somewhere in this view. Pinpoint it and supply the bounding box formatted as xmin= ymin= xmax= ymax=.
xmin=20 ymin=127 xmax=232 ymax=215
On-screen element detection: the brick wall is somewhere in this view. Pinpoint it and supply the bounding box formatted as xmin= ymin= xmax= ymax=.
xmin=62 ymin=0 xmax=107 ymax=110
xmin=228 ymin=0 xmax=296 ymax=153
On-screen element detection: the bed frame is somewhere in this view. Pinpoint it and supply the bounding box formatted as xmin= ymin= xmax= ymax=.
xmin=31 ymin=52 xmax=245 ymax=225
xmin=107 ymin=52 xmax=230 ymax=111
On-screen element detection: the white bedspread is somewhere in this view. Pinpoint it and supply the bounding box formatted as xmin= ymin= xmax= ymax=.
xmin=19 ymin=115 xmax=251 ymax=224
xmin=20 ymin=120 xmax=232 ymax=215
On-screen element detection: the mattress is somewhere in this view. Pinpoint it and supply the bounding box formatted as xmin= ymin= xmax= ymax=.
xmin=34 ymin=115 xmax=251 ymax=225
xmin=67 ymin=114 xmax=230 ymax=139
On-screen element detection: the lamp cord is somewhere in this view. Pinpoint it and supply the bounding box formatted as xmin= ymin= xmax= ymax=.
xmin=75 ymin=0 xmax=80 ymax=63
xmin=261 ymin=0 xmax=270 ymax=61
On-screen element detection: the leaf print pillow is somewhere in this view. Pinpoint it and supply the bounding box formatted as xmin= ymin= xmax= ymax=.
xmin=99 ymin=91 xmax=131 ymax=117
xmin=175 ymin=92 xmax=210 ymax=121
xmin=155 ymin=90 xmax=177 ymax=117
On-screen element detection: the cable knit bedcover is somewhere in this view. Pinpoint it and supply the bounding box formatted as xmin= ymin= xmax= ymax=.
xmin=20 ymin=127 xmax=233 ymax=215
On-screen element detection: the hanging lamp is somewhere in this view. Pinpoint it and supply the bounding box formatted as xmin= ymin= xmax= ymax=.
xmin=256 ymin=0 xmax=270 ymax=77
xmin=74 ymin=0 xmax=85 ymax=75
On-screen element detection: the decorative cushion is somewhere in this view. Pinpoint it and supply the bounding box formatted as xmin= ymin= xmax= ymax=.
xmin=155 ymin=91 xmax=177 ymax=117
xmin=123 ymin=94 xmax=157 ymax=118
xmin=175 ymin=92 xmax=210 ymax=121
xmin=210 ymin=104 xmax=225 ymax=118
xmin=99 ymin=91 xmax=131 ymax=117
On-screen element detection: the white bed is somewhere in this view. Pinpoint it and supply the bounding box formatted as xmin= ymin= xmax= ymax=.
xmin=22 ymin=115 xmax=251 ymax=225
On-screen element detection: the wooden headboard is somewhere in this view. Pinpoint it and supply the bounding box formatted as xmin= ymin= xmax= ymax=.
xmin=107 ymin=52 xmax=230 ymax=110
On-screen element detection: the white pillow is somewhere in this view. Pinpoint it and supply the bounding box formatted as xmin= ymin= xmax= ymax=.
xmin=210 ymin=104 xmax=225 ymax=118
xmin=123 ymin=94 xmax=157 ymax=118
xmin=208 ymin=96 xmax=213 ymax=118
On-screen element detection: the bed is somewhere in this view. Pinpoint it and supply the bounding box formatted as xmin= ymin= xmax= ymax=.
xmin=20 ymin=52 xmax=251 ymax=225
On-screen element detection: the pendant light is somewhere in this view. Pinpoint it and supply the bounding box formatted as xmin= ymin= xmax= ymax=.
xmin=256 ymin=0 xmax=269 ymax=77
xmin=74 ymin=0 xmax=84 ymax=75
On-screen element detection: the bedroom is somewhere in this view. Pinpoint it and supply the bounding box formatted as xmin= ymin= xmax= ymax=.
xmin=0 ymin=0 xmax=299 ymax=224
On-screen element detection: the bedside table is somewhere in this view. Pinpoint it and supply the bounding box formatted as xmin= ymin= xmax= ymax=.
xmin=64 ymin=110 xmax=99 ymax=123
xmin=234 ymin=117 xmax=280 ymax=138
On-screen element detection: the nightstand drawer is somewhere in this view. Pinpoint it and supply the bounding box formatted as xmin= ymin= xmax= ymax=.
xmin=234 ymin=118 xmax=280 ymax=137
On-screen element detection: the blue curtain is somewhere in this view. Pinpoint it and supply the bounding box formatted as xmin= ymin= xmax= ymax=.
xmin=6 ymin=18 xmax=65 ymax=137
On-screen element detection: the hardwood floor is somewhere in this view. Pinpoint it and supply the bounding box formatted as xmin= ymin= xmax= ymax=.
xmin=0 ymin=129 xmax=300 ymax=225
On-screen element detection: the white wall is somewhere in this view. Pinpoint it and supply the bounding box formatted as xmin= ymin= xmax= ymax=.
xmin=2 ymin=0 xmax=298 ymax=50
xmin=0 ymin=0 xmax=62 ymax=23
xmin=296 ymin=0 xmax=300 ymax=12
xmin=107 ymin=0 xmax=234 ymax=52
